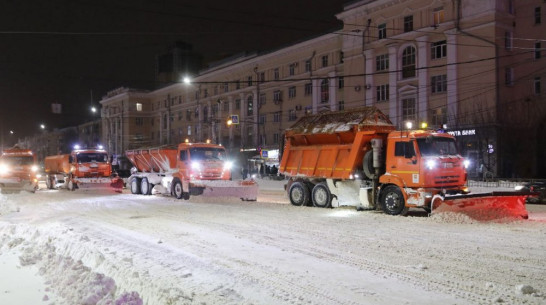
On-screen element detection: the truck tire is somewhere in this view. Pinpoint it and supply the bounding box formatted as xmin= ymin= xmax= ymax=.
xmin=363 ymin=150 xmax=374 ymax=180
xmin=130 ymin=178 xmax=141 ymax=194
xmin=311 ymin=182 xmax=332 ymax=208
xmin=46 ymin=175 xmax=54 ymax=189
xmin=289 ymin=181 xmax=310 ymax=206
xmin=380 ymin=185 xmax=408 ymax=216
xmin=141 ymin=177 xmax=152 ymax=195
xmin=172 ymin=179 xmax=190 ymax=200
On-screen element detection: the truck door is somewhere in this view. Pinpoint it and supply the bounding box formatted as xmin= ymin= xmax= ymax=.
xmin=390 ymin=140 xmax=420 ymax=187
xmin=179 ymin=149 xmax=189 ymax=179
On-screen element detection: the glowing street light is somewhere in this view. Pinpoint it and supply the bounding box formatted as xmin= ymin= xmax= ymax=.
xmin=9 ymin=130 xmax=14 ymax=135
xmin=91 ymin=106 xmax=97 ymax=113
xmin=40 ymin=124 xmax=46 ymax=130
xmin=183 ymin=77 xmax=191 ymax=84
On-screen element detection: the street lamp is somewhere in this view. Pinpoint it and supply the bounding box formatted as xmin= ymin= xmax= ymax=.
xmin=40 ymin=124 xmax=46 ymax=130
xmin=91 ymin=106 xmax=97 ymax=113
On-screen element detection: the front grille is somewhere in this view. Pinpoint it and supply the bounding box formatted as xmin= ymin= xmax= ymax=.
xmin=434 ymin=175 xmax=460 ymax=184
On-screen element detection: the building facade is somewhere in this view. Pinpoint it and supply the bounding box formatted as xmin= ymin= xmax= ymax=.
xmin=99 ymin=0 xmax=545 ymax=178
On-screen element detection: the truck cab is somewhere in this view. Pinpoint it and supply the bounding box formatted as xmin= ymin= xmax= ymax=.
xmin=379 ymin=130 xmax=469 ymax=214
xmin=176 ymin=143 xmax=232 ymax=182
xmin=0 ymin=148 xmax=39 ymax=193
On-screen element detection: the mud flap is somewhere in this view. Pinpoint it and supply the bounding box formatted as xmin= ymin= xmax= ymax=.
xmin=431 ymin=192 xmax=530 ymax=221
xmin=201 ymin=180 xmax=259 ymax=201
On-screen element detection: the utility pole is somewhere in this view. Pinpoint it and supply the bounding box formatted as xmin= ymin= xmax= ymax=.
xmin=254 ymin=67 xmax=260 ymax=151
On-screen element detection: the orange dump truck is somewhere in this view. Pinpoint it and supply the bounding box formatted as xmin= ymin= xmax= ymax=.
xmin=44 ymin=148 xmax=123 ymax=191
xmin=279 ymin=107 xmax=529 ymax=219
xmin=0 ymin=147 xmax=39 ymax=193
xmin=126 ymin=142 xmax=258 ymax=201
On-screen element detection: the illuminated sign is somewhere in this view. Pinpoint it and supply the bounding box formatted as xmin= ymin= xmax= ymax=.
xmin=447 ymin=129 xmax=476 ymax=136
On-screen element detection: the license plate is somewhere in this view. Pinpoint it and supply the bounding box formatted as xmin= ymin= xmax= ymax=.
xmin=444 ymin=163 xmax=453 ymax=168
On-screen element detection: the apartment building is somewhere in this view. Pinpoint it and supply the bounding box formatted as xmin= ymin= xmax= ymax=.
xmin=100 ymin=0 xmax=545 ymax=177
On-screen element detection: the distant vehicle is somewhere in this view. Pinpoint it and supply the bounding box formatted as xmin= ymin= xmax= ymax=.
xmin=515 ymin=181 xmax=546 ymax=204
xmin=44 ymin=147 xmax=123 ymax=191
xmin=126 ymin=142 xmax=258 ymax=201
xmin=0 ymin=147 xmax=39 ymax=194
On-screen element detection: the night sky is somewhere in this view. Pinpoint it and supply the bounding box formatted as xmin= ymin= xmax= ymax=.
xmin=0 ymin=0 xmax=348 ymax=142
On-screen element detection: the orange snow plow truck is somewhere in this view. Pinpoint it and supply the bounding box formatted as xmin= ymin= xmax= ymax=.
xmin=0 ymin=147 xmax=39 ymax=194
xmin=44 ymin=148 xmax=123 ymax=191
xmin=279 ymin=107 xmax=531 ymax=220
xmin=126 ymin=142 xmax=258 ymax=201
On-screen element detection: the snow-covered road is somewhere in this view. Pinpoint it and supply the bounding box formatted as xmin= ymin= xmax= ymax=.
xmin=1 ymin=180 xmax=545 ymax=304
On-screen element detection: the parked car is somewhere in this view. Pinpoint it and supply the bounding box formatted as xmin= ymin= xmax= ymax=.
xmin=515 ymin=181 xmax=546 ymax=204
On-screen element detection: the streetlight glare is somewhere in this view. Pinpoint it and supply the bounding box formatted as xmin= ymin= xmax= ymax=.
xmin=183 ymin=77 xmax=191 ymax=84
xmin=40 ymin=124 xmax=45 ymax=129
xmin=91 ymin=106 xmax=97 ymax=113
xmin=9 ymin=130 xmax=14 ymax=135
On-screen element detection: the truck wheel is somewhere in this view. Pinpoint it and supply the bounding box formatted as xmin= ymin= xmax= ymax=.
xmin=172 ymin=179 xmax=188 ymax=200
xmin=289 ymin=181 xmax=310 ymax=206
xmin=363 ymin=150 xmax=374 ymax=179
xmin=312 ymin=182 xmax=332 ymax=208
xmin=67 ymin=179 xmax=76 ymax=191
xmin=141 ymin=177 xmax=152 ymax=195
xmin=130 ymin=178 xmax=141 ymax=194
xmin=380 ymin=185 xmax=408 ymax=216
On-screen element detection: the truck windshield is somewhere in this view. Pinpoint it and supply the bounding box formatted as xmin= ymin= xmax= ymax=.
xmin=189 ymin=147 xmax=226 ymax=161
xmin=0 ymin=156 xmax=34 ymax=165
xmin=416 ymin=137 xmax=458 ymax=156
xmin=77 ymin=153 xmax=108 ymax=163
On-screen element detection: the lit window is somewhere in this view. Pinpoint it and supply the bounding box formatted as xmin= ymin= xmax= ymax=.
xmin=378 ymin=23 xmax=386 ymax=39
xmin=433 ymin=7 xmax=445 ymax=25
xmin=136 ymin=103 xmax=142 ymax=111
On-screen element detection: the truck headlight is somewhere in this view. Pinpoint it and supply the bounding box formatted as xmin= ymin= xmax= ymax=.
xmin=191 ymin=162 xmax=201 ymax=170
xmin=224 ymin=161 xmax=233 ymax=170
xmin=0 ymin=164 xmax=10 ymax=175
xmin=31 ymin=165 xmax=39 ymax=172
xmin=463 ymin=160 xmax=470 ymax=169
xmin=426 ymin=160 xmax=437 ymax=169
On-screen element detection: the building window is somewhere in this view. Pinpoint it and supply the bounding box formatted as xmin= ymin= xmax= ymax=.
xmin=178 ymin=111 xmax=182 ymax=121
xmin=247 ymin=96 xmax=254 ymax=116
xmin=194 ymin=107 xmax=199 ymax=118
xmin=135 ymin=117 xmax=143 ymax=126
xmin=247 ymin=76 xmax=253 ymax=86
xmin=508 ymin=0 xmax=514 ymax=14
xmin=535 ymin=42 xmax=542 ymax=59
xmin=273 ymin=90 xmax=283 ymax=103
xmin=305 ymin=60 xmax=311 ymax=72
xmin=433 ymin=7 xmax=445 ymax=25
xmin=288 ymin=109 xmax=297 ymax=121
xmin=273 ymin=112 xmax=281 ymax=122
xmin=273 ymin=133 xmax=280 ymax=144
xmin=402 ymin=46 xmax=416 ymax=78
xmin=378 ymin=23 xmax=386 ymax=39
xmin=535 ymin=7 xmax=541 ymax=24
xmin=402 ymin=98 xmax=416 ymax=122
xmin=505 ymin=32 xmax=513 ymax=50
xmin=376 ymin=84 xmax=389 ymax=102
xmin=186 ymin=109 xmax=192 ymax=121
xmin=288 ymin=86 xmax=296 ymax=99
xmin=136 ymin=103 xmax=142 ymax=111
xmin=431 ymin=75 xmax=447 ymax=93
xmin=289 ymin=63 xmax=296 ymax=76
xmin=535 ymin=77 xmax=541 ymax=95
xmin=274 ymin=68 xmax=279 ymax=80
xmin=376 ymin=54 xmax=389 ymax=71
xmin=235 ymin=80 xmax=241 ymax=90
xmin=404 ymin=15 xmax=413 ymax=32
xmin=235 ymin=99 xmax=241 ymax=110
xmin=339 ymin=51 xmax=344 ymax=63
xmin=305 ymin=83 xmax=312 ymax=96
xmin=321 ymin=55 xmax=328 ymax=67
xmin=320 ymin=79 xmax=329 ymax=103
xmin=259 ymin=114 xmax=266 ymax=125
xmin=224 ymin=82 xmax=229 ymax=92
xmin=259 ymin=93 xmax=266 ymax=106
xmin=214 ymin=86 xmax=218 ymax=96
xmin=259 ymin=72 xmax=265 ymax=83
xmin=223 ymin=101 xmax=229 ymax=112
xmin=338 ymin=76 xmax=344 ymax=89
xmin=432 ymin=107 xmax=447 ymax=127
xmin=337 ymin=100 xmax=345 ymax=111
xmin=203 ymin=89 xmax=208 ymax=98
xmin=505 ymin=67 xmax=514 ymax=86
xmin=431 ymin=40 xmax=447 ymax=59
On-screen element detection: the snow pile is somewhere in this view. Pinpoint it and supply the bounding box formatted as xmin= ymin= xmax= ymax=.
xmin=0 ymin=224 xmax=143 ymax=305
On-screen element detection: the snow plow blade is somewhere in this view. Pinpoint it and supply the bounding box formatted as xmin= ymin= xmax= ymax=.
xmin=75 ymin=177 xmax=124 ymax=193
xmin=201 ymin=180 xmax=258 ymax=201
xmin=431 ymin=192 xmax=531 ymax=221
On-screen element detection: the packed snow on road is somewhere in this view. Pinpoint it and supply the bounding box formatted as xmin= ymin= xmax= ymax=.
xmin=1 ymin=180 xmax=545 ymax=305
